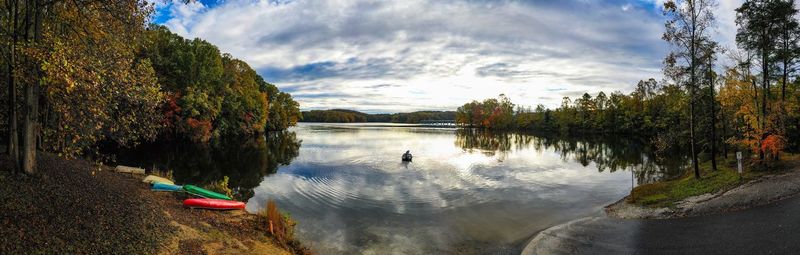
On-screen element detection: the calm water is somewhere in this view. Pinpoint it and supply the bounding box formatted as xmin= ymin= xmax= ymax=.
xmin=113 ymin=123 xmax=683 ymax=254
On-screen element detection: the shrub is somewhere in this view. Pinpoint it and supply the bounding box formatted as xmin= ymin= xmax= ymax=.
xmin=257 ymin=199 xmax=314 ymax=255
xmin=762 ymin=134 xmax=786 ymax=159
xmin=260 ymin=200 xmax=296 ymax=244
xmin=151 ymin=168 xmax=174 ymax=181
xmin=204 ymin=176 xmax=233 ymax=198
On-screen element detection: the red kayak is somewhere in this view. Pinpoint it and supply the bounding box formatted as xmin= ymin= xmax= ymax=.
xmin=183 ymin=198 xmax=245 ymax=210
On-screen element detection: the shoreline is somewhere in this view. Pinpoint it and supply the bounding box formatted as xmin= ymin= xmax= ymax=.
xmin=605 ymin=164 xmax=800 ymax=219
xmin=522 ymin=162 xmax=800 ymax=254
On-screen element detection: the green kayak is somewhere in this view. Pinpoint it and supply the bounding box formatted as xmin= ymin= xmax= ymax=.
xmin=183 ymin=185 xmax=231 ymax=200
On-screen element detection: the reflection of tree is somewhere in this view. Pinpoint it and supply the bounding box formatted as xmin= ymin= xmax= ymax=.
xmin=455 ymin=129 xmax=685 ymax=184
xmin=107 ymin=131 xmax=301 ymax=200
xmin=454 ymin=129 xmax=512 ymax=159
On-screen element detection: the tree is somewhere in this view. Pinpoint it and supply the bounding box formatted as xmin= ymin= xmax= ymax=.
xmin=40 ymin=1 xmax=164 ymax=157
xmin=773 ymin=0 xmax=799 ymax=156
xmin=143 ymin=26 xmax=299 ymax=141
xmin=736 ymin=0 xmax=784 ymax=160
xmin=260 ymin=79 xmax=301 ymax=131
xmin=703 ymin=42 xmax=720 ymax=171
xmin=454 ymin=95 xmax=514 ymax=130
xmin=774 ymin=0 xmax=799 ymax=102
xmin=2 ymin=0 xmax=21 ymax=170
xmin=0 ymin=0 xmax=165 ymax=173
xmin=663 ymin=0 xmax=717 ymax=178
xmin=219 ymin=55 xmax=269 ymax=136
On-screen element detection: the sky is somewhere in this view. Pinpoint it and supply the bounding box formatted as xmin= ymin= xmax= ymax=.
xmin=150 ymin=0 xmax=743 ymax=113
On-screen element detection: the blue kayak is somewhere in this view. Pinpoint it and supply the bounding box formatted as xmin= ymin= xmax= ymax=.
xmin=151 ymin=182 xmax=183 ymax=192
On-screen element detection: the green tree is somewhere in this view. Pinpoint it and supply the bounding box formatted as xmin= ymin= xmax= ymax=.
xmin=260 ymin=80 xmax=301 ymax=131
xmin=735 ymin=0 xmax=784 ymax=160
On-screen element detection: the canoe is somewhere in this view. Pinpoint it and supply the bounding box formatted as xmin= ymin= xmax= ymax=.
xmin=115 ymin=165 xmax=145 ymax=175
xmin=183 ymin=185 xmax=232 ymax=200
xmin=151 ymin=182 xmax=182 ymax=192
xmin=183 ymin=198 xmax=245 ymax=210
xmin=143 ymin=175 xmax=175 ymax=185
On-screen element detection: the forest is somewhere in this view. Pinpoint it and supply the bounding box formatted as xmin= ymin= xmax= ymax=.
xmin=301 ymin=109 xmax=455 ymax=123
xmin=456 ymin=0 xmax=800 ymax=178
xmin=0 ymin=1 xmax=301 ymax=174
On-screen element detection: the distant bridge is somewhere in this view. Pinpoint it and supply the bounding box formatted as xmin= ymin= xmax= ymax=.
xmin=418 ymin=119 xmax=457 ymax=127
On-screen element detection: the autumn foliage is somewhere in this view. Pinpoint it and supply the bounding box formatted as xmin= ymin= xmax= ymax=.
xmin=259 ymin=200 xmax=297 ymax=248
xmin=141 ymin=26 xmax=300 ymax=143
xmin=456 ymin=94 xmax=515 ymax=129
xmin=762 ymin=135 xmax=786 ymax=158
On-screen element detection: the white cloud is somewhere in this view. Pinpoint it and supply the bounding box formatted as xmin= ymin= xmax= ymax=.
xmin=154 ymin=0 xmax=738 ymax=112
xmin=622 ymin=3 xmax=634 ymax=11
xmin=715 ymin=0 xmax=744 ymax=49
xmin=162 ymin=0 xmax=207 ymax=35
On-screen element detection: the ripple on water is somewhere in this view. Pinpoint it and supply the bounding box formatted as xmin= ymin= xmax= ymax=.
xmin=276 ymin=163 xmax=515 ymax=216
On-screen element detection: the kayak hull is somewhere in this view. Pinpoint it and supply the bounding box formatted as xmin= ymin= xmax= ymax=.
xmin=183 ymin=198 xmax=245 ymax=210
xmin=151 ymin=183 xmax=182 ymax=192
xmin=183 ymin=185 xmax=232 ymax=200
xmin=116 ymin=165 xmax=145 ymax=175
xmin=143 ymin=175 xmax=175 ymax=185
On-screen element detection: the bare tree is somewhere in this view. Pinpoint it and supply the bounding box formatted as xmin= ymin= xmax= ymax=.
xmin=663 ymin=0 xmax=718 ymax=179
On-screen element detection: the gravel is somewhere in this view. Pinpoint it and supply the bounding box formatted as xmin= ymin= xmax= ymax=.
xmin=0 ymin=153 xmax=175 ymax=254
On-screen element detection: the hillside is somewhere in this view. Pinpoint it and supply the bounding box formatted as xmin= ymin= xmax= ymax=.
xmin=300 ymin=109 xmax=455 ymax=123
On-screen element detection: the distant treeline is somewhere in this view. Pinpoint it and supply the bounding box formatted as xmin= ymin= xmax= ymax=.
xmin=300 ymin=109 xmax=455 ymax=123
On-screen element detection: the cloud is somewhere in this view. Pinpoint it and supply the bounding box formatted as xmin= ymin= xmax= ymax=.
xmin=152 ymin=0 xmax=738 ymax=112
xmin=622 ymin=3 xmax=634 ymax=11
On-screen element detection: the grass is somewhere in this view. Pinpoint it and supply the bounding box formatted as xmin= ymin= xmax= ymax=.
xmin=629 ymin=152 xmax=799 ymax=208
xmin=256 ymin=199 xmax=312 ymax=255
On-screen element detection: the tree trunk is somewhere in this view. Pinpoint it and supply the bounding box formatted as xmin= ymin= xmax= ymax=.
xmin=782 ymin=60 xmax=788 ymax=102
xmin=7 ymin=53 xmax=18 ymax=170
xmin=759 ymin=48 xmax=768 ymax=161
xmin=690 ymin=61 xmax=699 ymax=178
xmin=782 ymin=30 xmax=789 ymax=102
xmin=709 ymin=58 xmax=717 ymax=171
xmin=22 ymin=0 xmax=42 ymax=174
xmin=721 ymin=103 xmax=728 ymax=159
xmin=7 ymin=0 xmax=19 ymax=171
xmin=690 ymin=84 xmax=699 ymax=179
xmin=689 ymin=7 xmax=700 ymax=179
xmin=22 ymin=81 xmax=38 ymax=174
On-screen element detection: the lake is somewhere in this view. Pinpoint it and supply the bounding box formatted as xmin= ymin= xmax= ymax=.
xmin=112 ymin=123 xmax=684 ymax=254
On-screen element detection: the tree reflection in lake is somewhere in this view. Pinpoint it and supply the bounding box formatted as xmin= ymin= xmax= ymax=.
xmin=455 ymin=129 xmax=686 ymax=185
xmin=109 ymin=131 xmax=301 ymax=200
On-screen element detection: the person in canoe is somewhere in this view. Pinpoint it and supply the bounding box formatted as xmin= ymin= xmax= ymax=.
xmin=402 ymin=150 xmax=413 ymax=161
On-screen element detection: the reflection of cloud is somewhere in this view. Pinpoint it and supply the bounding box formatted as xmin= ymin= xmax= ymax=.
xmin=246 ymin=124 xmax=634 ymax=254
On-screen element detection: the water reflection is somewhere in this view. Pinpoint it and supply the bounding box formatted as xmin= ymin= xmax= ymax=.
xmin=109 ymin=130 xmax=301 ymax=200
xmin=455 ymin=129 xmax=685 ymax=185
xmin=110 ymin=124 xmax=685 ymax=254
xmin=245 ymin=124 xmax=684 ymax=254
